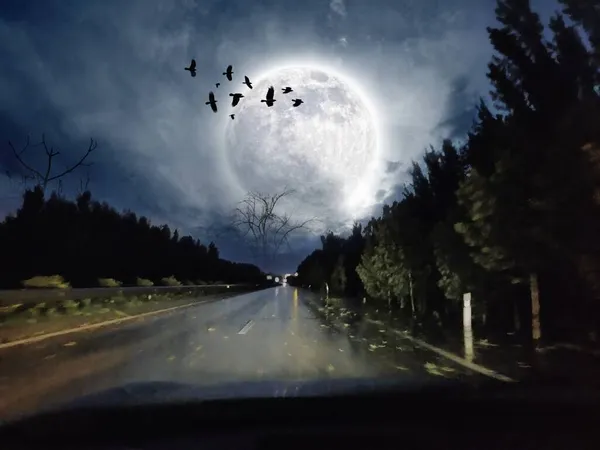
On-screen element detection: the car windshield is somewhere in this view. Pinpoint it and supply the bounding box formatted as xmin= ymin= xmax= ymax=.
xmin=1 ymin=0 xmax=600 ymax=421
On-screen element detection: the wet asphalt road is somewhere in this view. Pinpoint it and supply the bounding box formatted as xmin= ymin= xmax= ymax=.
xmin=0 ymin=286 xmax=484 ymax=419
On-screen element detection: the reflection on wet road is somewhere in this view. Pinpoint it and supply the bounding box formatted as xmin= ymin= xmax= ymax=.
xmin=0 ymin=287 xmax=483 ymax=418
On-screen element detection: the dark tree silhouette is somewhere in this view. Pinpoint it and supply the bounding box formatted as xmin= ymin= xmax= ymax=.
xmin=0 ymin=187 xmax=263 ymax=288
xmin=293 ymin=0 xmax=600 ymax=346
xmin=232 ymin=189 xmax=314 ymax=269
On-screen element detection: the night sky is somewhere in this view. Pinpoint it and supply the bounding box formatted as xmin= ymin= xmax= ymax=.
xmin=0 ymin=0 xmax=557 ymax=272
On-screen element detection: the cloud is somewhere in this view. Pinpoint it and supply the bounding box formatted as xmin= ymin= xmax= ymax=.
xmin=0 ymin=0 xmax=511 ymax=272
xmin=330 ymin=0 xmax=347 ymax=17
xmin=385 ymin=160 xmax=403 ymax=174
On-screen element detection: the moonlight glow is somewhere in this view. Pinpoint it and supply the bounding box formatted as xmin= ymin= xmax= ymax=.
xmin=223 ymin=64 xmax=381 ymax=231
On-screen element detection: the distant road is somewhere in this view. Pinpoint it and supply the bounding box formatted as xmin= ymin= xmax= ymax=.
xmin=0 ymin=286 xmax=484 ymax=419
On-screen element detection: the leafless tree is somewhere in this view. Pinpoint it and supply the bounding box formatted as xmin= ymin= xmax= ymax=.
xmin=7 ymin=134 xmax=97 ymax=193
xmin=232 ymin=188 xmax=316 ymax=267
xmin=57 ymin=179 xmax=64 ymax=197
xmin=78 ymin=170 xmax=92 ymax=195
xmin=4 ymin=169 xmax=36 ymax=190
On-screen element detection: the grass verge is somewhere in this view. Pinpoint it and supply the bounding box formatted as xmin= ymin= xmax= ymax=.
xmin=0 ymin=290 xmax=245 ymax=345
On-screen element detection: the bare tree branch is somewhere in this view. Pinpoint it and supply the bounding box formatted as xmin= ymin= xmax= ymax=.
xmin=7 ymin=134 xmax=97 ymax=193
xmin=231 ymin=189 xmax=315 ymax=268
xmin=4 ymin=166 xmax=36 ymax=192
xmin=57 ymin=179 xmax=64 ymax=197
xmin=8 ymin=137 xmax=45 ymax=182
xmin=46 ymin=138 xmax=97 ymax=183
xmin=78 ymin=170 xmax=91 ymax=195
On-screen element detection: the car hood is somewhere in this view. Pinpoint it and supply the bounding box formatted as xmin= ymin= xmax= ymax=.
xmin=56 ymin=375 xmax=600 ymax=411
xmin=57 ymin=376 xmax=464 ymax=409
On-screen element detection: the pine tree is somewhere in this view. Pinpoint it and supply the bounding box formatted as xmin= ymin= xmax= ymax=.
xmin=558 ymin=0 xmax=600 ymax=74
xmin=330 ymin=255 xmax=347 ymax=296
xmin=456 ymin=0 xmax=600 ymax=342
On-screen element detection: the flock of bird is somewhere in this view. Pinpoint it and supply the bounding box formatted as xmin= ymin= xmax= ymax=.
xmin=184 ymin=59 xmax=304 ymax=120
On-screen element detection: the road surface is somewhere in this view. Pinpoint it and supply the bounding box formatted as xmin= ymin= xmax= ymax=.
xmin=0 ymin=286 xmax=483 ymax=419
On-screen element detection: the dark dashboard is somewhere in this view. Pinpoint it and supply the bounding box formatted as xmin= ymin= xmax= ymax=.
xmin=0 ymin=381 xmax=598 ymax=449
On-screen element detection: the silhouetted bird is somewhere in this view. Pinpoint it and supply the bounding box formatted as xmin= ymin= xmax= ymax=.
xmin=243 ymin=76 xmax=253 ymax=89
xmin=230 ymin=114 xmax=235 ymax=120
xmin=216 ymin=82 xmax=220 ymax=88
xmin=184 ymin=59 xmax=197 ymax=77
xmin=205 ymin=92 xmax=218 ymax=113
xmin=261 ymin=86 xmax=276 ymax=107
xmin=292 ymin=98 xmax=304 ymax=107
xmin=229 ymin=93 xmax=244 ymax=107
xmin=223 ymin=65 xmax=233 ymax=81
xmin=282 ymin=87 xmax=293 ymax=94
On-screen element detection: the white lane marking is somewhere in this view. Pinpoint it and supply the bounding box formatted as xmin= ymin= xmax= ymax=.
xmin=0 ymin=300 xmax=209 ymax=350
xmin=238 ymin=320 xmax=255 ymax=335
xmin=366 ymin=318 xmax=515 ymax=383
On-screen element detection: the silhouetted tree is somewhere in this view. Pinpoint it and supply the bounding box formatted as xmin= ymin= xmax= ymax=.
xmin=293 ymin=0 xmax=600 ymax=345
xmin=0 ymin=188 xmax=263 ymax=288
xmin=208 ymin=242 xmax=219 ymax=260
xmin=232 ymin=188 xmax=314 ymax=269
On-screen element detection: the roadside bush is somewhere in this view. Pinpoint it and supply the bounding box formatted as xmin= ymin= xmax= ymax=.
xmin=110 ymin=294 xmax=128 ymax=304
xmin=182 ymin=279 xmax=194 ymax=286
xmin=195 ymin=280 xmax=208 ymax=285
xmin=22 ymin=275 xmax=70 ymax=289
xmin=124 ymin=297 xmax=143 ymax=308
xmin=212 ymin=280 xmax=224 ymax=285
xmin=160 ymin=276 xmax=182 ymax=287
xmin=59 ymin=299 xmax=80 ymax=314
xmin=25 ymin=303 xmax=43 ymax=318
xmin=80 ymin=298 xmax=93 ymax=308
xmin=97 ymin=278 xmax=122 ymax=288
xmin=135 ymin=277 xmax=154 ymax=287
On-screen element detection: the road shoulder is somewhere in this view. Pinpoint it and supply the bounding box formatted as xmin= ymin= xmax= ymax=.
xmin=0 ymin=292 xmax=243 ymax=349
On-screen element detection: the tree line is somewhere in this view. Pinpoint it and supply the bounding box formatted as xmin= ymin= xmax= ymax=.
xmin=0 ymin=186 xmax=264 ymax=288
xmin=290 ymin=0 xmax=600 ymax=345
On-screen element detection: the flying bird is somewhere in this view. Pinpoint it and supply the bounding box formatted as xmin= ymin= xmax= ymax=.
xmin=205 ymin=91 xmax=218 ymax=113
xmin=243 ymin=76 xmax=253 ymax=89
xmin=230 ymin=114 xmax=235 ymax=120
xmin=216 ymin=82 xmax=220 ymax=88
xmin=184 ymin=59 xmax=197 ymax=77
xmin=292 ymin=98 xmax=304 ymax=107
xmin=223 ymin=65 xmax=233 ymax=81
xmin=261 ymin=86 xmax=276 ymax=107
xmin=282 ymin=87 xmax=293 ymax=94
xmin=229 ymin=93 xmax=244 ymax=107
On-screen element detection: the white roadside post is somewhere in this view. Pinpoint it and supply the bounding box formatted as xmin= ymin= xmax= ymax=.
xmin=463 ymin=292 xmax=474 ymax=362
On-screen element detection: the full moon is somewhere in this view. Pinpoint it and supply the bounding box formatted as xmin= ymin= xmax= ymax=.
xmin=224 ymin=66 xmax=379 ymax=230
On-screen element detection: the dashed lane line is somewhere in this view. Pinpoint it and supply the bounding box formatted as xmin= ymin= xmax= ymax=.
xmin=238 ymin=320 xmax=255 ymax=335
